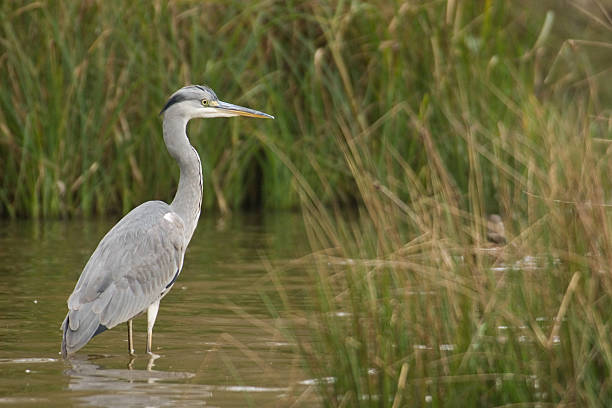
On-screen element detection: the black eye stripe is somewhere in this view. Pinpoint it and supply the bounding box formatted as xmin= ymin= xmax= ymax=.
xmin=160 ymin=93 xmax=190 ymax=114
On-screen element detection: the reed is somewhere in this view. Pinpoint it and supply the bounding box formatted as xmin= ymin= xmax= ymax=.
xmin=260 ymin=1 xmax=612 ymax=406
xmin=285 ymin=101 xmax=612 ymax=406
xmin=0 ymin=1 xmax=286 ymax=216
xmin=4 ymin=1 xmax=608 ymax=220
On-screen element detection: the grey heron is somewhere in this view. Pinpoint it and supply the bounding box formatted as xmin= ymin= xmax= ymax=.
xmin=61 ymin=85 xmax=273 ymax=357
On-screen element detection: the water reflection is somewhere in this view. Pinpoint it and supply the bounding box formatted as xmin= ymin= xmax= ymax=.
xmin=66 ymin=355 xmax=208 ymax=408
xmin=64 ymin=353 xmax=302 ymax=407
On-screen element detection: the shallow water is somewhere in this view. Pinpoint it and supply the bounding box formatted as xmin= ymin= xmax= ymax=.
xmin=0 ymin=213 xmax=317 ymax=407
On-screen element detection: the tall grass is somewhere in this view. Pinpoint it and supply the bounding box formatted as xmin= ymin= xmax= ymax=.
xmin=256 ymin=1 xmax=612 ymax=406
xmin=285 ymin=103 xmax=612 ymax=406
xmin=3 ymin=1 xmax=608 ymax=219
xmin=0 ymin=1 xmax=289 ymax=216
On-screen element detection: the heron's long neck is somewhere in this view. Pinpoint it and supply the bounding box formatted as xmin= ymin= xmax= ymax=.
xmin=162 ymin=115 xmax=203 ymax=244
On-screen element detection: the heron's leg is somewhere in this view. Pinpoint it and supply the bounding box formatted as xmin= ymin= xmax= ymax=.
xmin=127 ymin=319 xmax=135 ymax=355
xmin=146 ymin=299 xmax=160 ymax=354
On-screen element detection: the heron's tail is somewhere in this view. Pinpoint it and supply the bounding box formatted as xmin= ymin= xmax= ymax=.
xmin=61 ymin=316 xmax=68 ymax=358
xmin=61 ymin=303 xmax=102 ymax=358
xmin=62 ymin=315 xmax=68 ymax=358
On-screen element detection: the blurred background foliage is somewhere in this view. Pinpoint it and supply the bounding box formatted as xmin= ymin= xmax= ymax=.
xmin=1 ymin=0 xmax=609 ymax=218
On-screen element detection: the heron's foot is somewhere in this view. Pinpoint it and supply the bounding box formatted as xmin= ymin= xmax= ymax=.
xmin=127 ymin=355 xmax=135 ymax=370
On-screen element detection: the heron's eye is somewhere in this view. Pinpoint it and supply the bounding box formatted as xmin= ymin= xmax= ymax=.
xmin=201 ymin=99 xmax=209 ymax=106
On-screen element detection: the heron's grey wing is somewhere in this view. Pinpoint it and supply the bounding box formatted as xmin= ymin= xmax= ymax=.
xmin=62 ymin=201 xmax=186 ymax=356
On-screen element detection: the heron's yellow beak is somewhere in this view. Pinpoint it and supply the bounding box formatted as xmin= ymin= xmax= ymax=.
xmin=215 ymin=100 xmax=274 ymax=119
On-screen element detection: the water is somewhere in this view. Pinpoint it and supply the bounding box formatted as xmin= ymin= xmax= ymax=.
xmin=0 ymin=213 xmax=317 ymax=407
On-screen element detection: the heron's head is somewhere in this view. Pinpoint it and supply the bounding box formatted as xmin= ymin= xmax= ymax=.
xmin=160 ymin=85 xmax=274 ymax=120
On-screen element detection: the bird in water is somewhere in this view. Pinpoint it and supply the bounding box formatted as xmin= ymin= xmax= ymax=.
xmin=61 ymin=85 xmax=273 ymax=357
xmin=486 ymin=214 xmax=507 ymax=245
